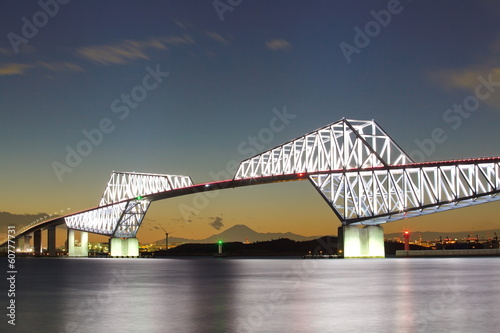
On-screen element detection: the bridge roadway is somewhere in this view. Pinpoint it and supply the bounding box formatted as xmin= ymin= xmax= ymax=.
xmin=2 ymin=156 xmax=500 ymax=249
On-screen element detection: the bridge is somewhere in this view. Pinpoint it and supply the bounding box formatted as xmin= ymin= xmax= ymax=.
xmin=2 ymin=119 xmax=499 ymax=258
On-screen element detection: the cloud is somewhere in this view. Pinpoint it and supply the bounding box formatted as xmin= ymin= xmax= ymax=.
xmin=38 ymin=61 xmax=84 ymax=72
xmin=0 ymin=211 xmax=59 ymax=228
xmin=0 ymin=47 xmax=12 ymax=56
xmin=209 ymin=216 xmax=224 ymax=230
xmin=428 ymin=37 xmax=500 ymax=108
xmin=429 ymin=67 xmax=500 ymax=108
xmin=0 ymin=63 xmax=33 ymax=76
xmin=77 ymin=35 xmax=195 ymax=65
xmin=0 ymin=61 xmax=84 ymax=76
xmin=265 ymin=39 xmax=292 ymax=51
xmin=205 ymin=31 xmax=229 ymax=45
xmin=0 ymin=44 xmax=36 ymax=56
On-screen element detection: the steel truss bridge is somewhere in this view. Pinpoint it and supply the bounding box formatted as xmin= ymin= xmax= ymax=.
xmin=2 ymin=119 xmax=499 ymax=257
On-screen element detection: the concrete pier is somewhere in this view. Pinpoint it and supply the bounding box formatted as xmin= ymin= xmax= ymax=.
xmin=109 ymin=237 xmax=139 ymax=257
xmin=67 ymin=229 xmax=89 ymax=257
xmin=338 ymin=225 xmax=385 ymax=258
xmin=22 ymin=235 xmax=32 ymax=252
xmin=33 ymin=230 xmax=42 ymax=255
xmin=47 ymin=225 xmax=56 ymax=256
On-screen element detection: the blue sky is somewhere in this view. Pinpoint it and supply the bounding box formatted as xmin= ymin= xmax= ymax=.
xmin=1 ymin=0 xmax=500 ymax=242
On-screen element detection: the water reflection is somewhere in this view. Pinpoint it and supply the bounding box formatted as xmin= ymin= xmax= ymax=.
xmin=11 ymin=257 xmax=500 ymax=332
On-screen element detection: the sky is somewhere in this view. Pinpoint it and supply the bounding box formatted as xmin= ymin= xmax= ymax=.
xmin=1 ymin=0 xmax=500 ymax=244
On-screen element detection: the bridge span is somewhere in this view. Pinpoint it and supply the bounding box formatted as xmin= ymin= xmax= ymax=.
xmin=2 ymin=119 xmax=499 ymax=258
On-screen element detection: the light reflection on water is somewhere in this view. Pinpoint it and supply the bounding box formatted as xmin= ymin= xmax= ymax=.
xmin=8 ymin=257 xmax=500 ymax=332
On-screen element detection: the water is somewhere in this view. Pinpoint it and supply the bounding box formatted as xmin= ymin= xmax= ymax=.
xmin=3 ymin=257 xmax=500 ymax=332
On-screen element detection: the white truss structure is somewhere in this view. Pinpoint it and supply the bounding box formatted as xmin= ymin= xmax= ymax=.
xmin=310 ymin=160 xmax=500 ymax=225
xmin=234 ymin=118 xmax=500 ymax=226
xmin=235 ymin=119 xmax=411 ymax=179
xmin=99 ymin=172 xmax=193 ymax=206
xmin=65 ymin=172 xmax=193 ymax=237
xmin=56 ymin=118 xmax=500 ymax=238
xmin=66 ymin=202 xmax=128 ymax=235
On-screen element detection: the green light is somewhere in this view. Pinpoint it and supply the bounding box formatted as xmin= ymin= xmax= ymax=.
xmin=218 ymin=240 xmax=223 ymax=244
xmin=136 ymin=196 xmax=143 ymax=200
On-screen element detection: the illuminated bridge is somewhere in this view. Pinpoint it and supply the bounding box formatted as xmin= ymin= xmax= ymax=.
xmin=2 ymin=119 xmax=499 ymax=258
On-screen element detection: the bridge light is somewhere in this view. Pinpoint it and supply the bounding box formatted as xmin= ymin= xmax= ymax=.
xmin=136 ymin=196 xmax=143 ymax=200
xmin=298 ymin=173 xmax=305 ymax=178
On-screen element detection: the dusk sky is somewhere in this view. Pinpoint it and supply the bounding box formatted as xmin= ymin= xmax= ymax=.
xmin=1 ymin=0 xmax=500 ymax=244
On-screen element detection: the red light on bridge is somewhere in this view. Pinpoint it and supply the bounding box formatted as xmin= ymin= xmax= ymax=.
xmin=298 ymin=173 xmax=305 ymax=178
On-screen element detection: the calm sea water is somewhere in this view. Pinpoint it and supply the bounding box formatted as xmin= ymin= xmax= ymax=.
xmin=3 ymin=257 xmax=500 ymax=333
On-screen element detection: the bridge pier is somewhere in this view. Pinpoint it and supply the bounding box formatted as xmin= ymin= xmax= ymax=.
xmin=47 ymin=225 xmax=57 ymax=256
xmin=33 ymin=230 xmax=42 ymax=255
xmin=109 ymin=237 xmax=139 ymax=257
xmin=338 ymin=225 xmax=385 ymax=258
xmin=22 ymin=235 xmax=32 ymax=252
xmin=67 ymin=229 xmax=89 ymax=257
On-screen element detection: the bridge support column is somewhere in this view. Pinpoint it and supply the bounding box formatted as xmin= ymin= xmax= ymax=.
xmin=109 ymin=238 xmax=139 ymax=257
xmin=22 ymin=235 xmax=32 ymax=252
xmin=338 ymin=225 xmax=385 ymax=258
xmin=67 ymin=229 xmax=89 ymax=257
xmin=33 ymin=230 xmax=42 ymax=255
xmin=47 ymin=225 xmax=56 ymax=257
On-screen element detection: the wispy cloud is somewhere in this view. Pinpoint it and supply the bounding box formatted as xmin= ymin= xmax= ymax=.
xmin=0 ymin=61 xmax=84 ymax=76
xmin=77 ymin=35 xmax=195 ymax=65
xmin=0 ymin=48 xmax=12 ymax=56
xmin=205 ymin=31 xmax=229 ymax=45
xmin=265 ymin=39 xmax=292 ymax=51
xmin=428 ymin=38 xmax=500 ymax=108
xmin=0 ymin=44 xmax=36 ymax=56
xmin=0 ymin=63 xmax=33 ymax=76
xmin=39 ymin=61 xmax=84 ymax=72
